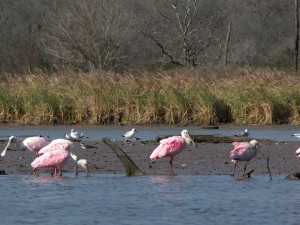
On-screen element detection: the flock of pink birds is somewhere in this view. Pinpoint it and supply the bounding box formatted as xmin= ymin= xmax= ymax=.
xmin=1 ymin=129 xmax=90 ymax=177
xmin=1 ymin=128 xmax=300 ymax=177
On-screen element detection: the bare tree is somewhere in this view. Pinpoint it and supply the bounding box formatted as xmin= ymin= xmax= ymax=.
xmin=0 ymin=0 xmax=47 ymax=73
xmin=39 ymin=0 xmax=135 ymax=71
xmin=228 ymin=0 xmax=294 ymax=67
xmin=137 ymin=0 xmax=228 ymax=68
xmin=295 ymin=0 xmax=299 ymax=72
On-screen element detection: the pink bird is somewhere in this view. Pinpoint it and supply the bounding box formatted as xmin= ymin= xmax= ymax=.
xmin=38 ymin=139 xmax=73 ymax=156
xmin=37 ymin=139 xmax=74 ymax=176
xmin=150 ymin=129 xmax=196 ymax=176
xmin=31 ymin=149 xmax=90 ymax=177
xmin=230 ymin=139 xmax=260 ymax=177
xmin=1 ymin=136 xmax=50 ymax=157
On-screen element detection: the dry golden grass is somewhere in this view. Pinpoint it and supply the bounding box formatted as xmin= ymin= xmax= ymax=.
xmin=0 ymin=68 xmax=299 ymax=125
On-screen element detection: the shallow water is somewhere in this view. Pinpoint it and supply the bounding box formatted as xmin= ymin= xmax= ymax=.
xmin=0 ymin=174 xmax=299 ymax=225
xmin=0 ymin=124 xmax=299 ymax=142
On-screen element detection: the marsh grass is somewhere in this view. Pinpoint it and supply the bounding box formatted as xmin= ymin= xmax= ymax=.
xmin=0 ymin=68 xmax=299 ymax=125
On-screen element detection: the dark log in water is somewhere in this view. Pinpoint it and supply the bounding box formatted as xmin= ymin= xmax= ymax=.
xmin=102 ymin=138 xmax=147 ymax=176
xmin=285 ymin=172 xmax=300 ymax=180
xmin=241 ymin=169 xmax=254 ymax=179
xmin=201 ymin=126 xmax=219 ymax=129
xmin=155 ymin=134 xmax=274 ymax=143
xmin=155 ymin=134 xmax=250 ymax=143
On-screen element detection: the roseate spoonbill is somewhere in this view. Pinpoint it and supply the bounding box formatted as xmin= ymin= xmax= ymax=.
xmin=37 ymin=139 xmax=74 ymax=175
xmin=230 ymin=139 xmax=260 ymax=177
xmin=31 ymin=149 xmax=90 ymax=176
xmin=150 ymin=129 xmax=196 ymax=176
xmin=1 ymin=136 xmax=50 ymax=157
xmin=234 ymin=129 xmax=249 ymax=137
xmin=37 ymin=139 xmax=73 ymax=156
xmin=122 ymin=128 xmax=137 ymax=141
xmin=80 ymin=142 xmax=98 ymax=150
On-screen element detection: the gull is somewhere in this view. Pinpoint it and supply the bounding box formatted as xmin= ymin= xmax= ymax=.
xmin=292 ymin=133 xmax=300 ymax=139
xmin=65 ymin=129 xmax=88 ymax=141
xmin=122 ymin=128 xmax=137 ymax=141
xmin=234 ymin=129 xmax=249 ymax=137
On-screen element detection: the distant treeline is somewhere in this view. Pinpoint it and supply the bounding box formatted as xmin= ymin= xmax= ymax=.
xmin=0 ymin=0 xmax=297 ymax=74
xmin=0 ymin=68 xmax=299 ymax=125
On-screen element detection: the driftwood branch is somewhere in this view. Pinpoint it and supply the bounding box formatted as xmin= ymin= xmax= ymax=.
xmin=242 ymin=169 xmax=254 ymax=178
xmin=266 ymin=154 xmax=272 ymax=180
xmin=102 ymin=138 xmax=147 ymax=176
xmin=286 ymin=172 xmax=300 ymax=180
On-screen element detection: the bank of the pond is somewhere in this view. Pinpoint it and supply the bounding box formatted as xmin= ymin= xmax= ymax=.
xmin=1 ymin=138 xmax=299 ymax=177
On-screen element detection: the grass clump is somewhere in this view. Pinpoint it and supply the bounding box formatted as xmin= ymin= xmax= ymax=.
xmin=0 ymin=68 xmax=299 ymax=125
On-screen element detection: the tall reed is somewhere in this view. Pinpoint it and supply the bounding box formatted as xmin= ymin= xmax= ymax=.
xmin=0 ymin=68 xmax=299 ymax=125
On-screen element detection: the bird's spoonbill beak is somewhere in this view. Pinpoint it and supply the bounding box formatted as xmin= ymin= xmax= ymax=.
xmin=186 ymin=132 xmax=197 ymax=148
xmin=1 ymin=136 xmax=15 ymax=156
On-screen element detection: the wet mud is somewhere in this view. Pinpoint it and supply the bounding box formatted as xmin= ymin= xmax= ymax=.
xmin=0 ymin=137 xmax=299 ymax=177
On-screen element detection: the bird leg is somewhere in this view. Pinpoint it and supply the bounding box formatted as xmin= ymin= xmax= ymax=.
xmin=51 ymin=168 xmax=55 ymax=176
xmin=243 ymin=162 xmax=250 ymax=175
xmin=33 ymin=168 xmax=39 ymax=176
xmin=170 ymin=157 xmax=174 ymax=176
xmin=231 ymin=163 xmax=236 ymax=177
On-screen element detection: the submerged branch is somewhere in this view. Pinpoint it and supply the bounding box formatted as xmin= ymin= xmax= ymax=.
xmin=266 ymin=154 xmax=272 ymax=180
xmin=102 ymin=138 xmax=147 ymax=176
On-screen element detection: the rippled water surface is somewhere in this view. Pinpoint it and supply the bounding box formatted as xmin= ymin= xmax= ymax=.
xmin=0 ymin=124 xmax=299 ymax=141
xmin=0 ymin=174 xmax=299 ymax=225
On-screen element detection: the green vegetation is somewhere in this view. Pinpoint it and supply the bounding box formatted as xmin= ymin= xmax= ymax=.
xmin=0 ymin=68 xmax=299 ymax=125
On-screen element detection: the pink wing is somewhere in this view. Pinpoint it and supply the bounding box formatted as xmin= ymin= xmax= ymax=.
xmin=230 ymin=142 xmax=257 ymax=161
xmin=23 ymin=137 xmax=50 ymax=152
xmin=38 ymin=140 xmax=72 ymax=156
xmin=50 ymin=139 xmax=73 ymax=146
xmin=31 ymin=149 xmax=69 ymax=169
xmin=232 ymin=141 xmax=248 ymax=148
xmin=150 ymin=136 xmax=185 ymax=160
xmin=230 ymin=142 xmax=248 ymax=155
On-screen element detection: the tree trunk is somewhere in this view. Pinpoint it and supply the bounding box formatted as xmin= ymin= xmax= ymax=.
xmin=224 ymin=21 xmax=231 ymax=66
xmin=295 ymin=0 xmax=299 ymax=72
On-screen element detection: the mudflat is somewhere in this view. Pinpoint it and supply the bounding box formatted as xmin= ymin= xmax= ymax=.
xmin=0 ymin=137 xmax=299 ymax=177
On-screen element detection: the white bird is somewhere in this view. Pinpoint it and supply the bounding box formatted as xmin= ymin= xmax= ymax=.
xmin=65 ymin=129 xmax=88 ymax=141
xmin=122 ymin=128 xmax=137 ymax=141
xmin=292 ymin=133 xmax=300 ymax=139
xmin=70 ymin=152 xmax=90 ymax=176
xmin=234 ymin=129 xmax=249 ymax=137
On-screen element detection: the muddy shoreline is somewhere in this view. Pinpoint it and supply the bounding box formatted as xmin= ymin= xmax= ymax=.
xmin=0 ymin=136 xmax=300 ymax=177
